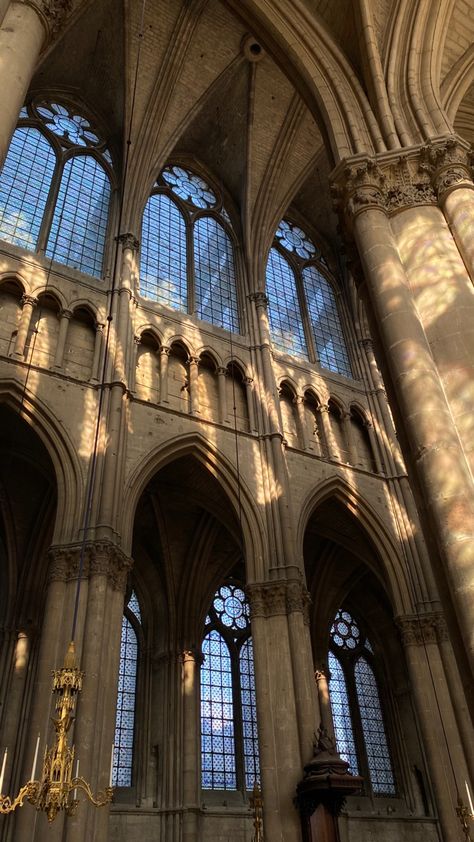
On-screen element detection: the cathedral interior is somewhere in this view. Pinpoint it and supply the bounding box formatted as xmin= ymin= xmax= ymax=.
xmin=0 ymin=0 xmax=473 ymax=840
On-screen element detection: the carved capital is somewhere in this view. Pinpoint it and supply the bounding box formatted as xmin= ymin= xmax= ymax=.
xmin=187 ymin=355 xmax=200 ymax=367
xmin=216 ymin=366 xmax=228 ymax=377
xmin=20 ymin=294 xmax=38 ymax=309
xmin=286 ymin=580 xmax=311 ymax=622
xmin=247 ymin=580 xmax=309 ymax=620
xmin=117 ymin=232 xmax=140 ymax=252
xmin=420 ymin=136 xmax=473 ymax=201
xmin=95 ymin=321 xmax=105 ymax=333
xmin=243 ymin=376 xmax=253 ymax=386
xmin=314 ymin=664 xmax=330 ymax=683
xmin=248 ymin=291 xmax=269 ymax=308
xmin=397 ymin=612 xmax=448 ymax=647
xmin=59 ymin=308 xmax=73 ymax=321
xmin=48 ymin=542 xmax=133 ymax=592
xmin=23 ymin=0 xmax=72 ymax=38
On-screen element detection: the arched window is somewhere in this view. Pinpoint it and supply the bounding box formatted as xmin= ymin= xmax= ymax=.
xmin=140 ymin=164 xmax=240 ymax=333
xmin=266 ymin=219 xmax=352 ymax=377
xmin=328 ymin=608 xmax=396 ymax=796
xmin=0 ymin=100 xmax=113 ymax=277
xmin=113 ymin=590 xmax=141 ymax=787
xmin=201 ymin=583 xmax=259 ymax=792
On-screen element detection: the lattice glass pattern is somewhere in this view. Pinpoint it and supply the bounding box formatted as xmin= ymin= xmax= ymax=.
xmin=194 ymin=217 xmax=239 ymax=332
xmin=113 ymin=612 xmax=138 ymax=787
xmin=128 ymin=591 xmax=141 ymax=622
xmin=0 ymin=127 xmax=56 ymax=250
xmin=302 ymin=266 xmax=352 ymax=377
xmin=355 ymin=658 xmax=396 ymax=795
xmin=331 ymin=609 xmax=361 ymax=650
xmin=266 ymin=248 xmax=308 ymax=358
xmin=201 ymin=630 xmax=236 ymax=789
xmin=213 ymin=584 xmax=249 ymax=631
xmin=140 ymin=194 xmax=187 ymax=309
xmin=46 ymin=155 xmax=110 ymax=276
xmin=240 ymin=638 xmax=260 ymax=789
xmin=328 ymin=652 xmax=359 ymax=774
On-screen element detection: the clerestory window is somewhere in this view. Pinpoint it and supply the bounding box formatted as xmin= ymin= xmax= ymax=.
xmin=140 ymin=164 xmax=240 ymax=333
xmin=328 ymin=608 xmax=396 ymax=796
xmin=266 ymin=219 xmax=352 ymax=377
xmin=201 ymin=583 xmax=260 ymax=793
xmin=0 ymin=101 xmax=113 ymax=277
xmin=112 ymin=590 xmax=141 ymax=787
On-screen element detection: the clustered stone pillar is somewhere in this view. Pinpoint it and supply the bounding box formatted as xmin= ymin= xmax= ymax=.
xmin=0 ymin=0 xmax=71 ymax=166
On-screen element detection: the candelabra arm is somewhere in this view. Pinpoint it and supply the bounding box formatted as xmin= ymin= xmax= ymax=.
xmin=71 ymin=777 xmax=113 ymax=809
xmin=0 ymin=780 xmax=40 ymax=814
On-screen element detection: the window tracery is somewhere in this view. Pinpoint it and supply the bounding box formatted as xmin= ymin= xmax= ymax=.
xmin=266 ymin=219 xmax=352 ymax=377
xmin=329 ymin=608 xmax=396 ymax=796
xmin=140 ymin=164 xmax=240 ymax=333
xmin=201 ymin=583 xmax=259 ymax=792
xmin=0 ymin=100 xmax=112 ymax=277
xmin=113 ymin=590 xmax=141 ymax=788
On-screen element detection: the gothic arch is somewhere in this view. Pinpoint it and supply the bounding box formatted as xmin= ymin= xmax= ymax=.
xmin=122 ymin=433 xmax=267 ymax=580
xmin=297 ymin=476 xmax=413 ymax=615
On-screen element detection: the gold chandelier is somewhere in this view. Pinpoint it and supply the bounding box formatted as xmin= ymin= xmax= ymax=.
xmin=0 ymin=642 xmax=113 ymax=823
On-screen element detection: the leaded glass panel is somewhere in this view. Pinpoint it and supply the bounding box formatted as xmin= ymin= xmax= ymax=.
xmin=0 ymin=127 xmax=56 ymax=250
xmin=140 ymin=194 xmax=187 ymax=310
xmin=201 ymin=630 xmax=236 ymax=790
xmin=194 ymin=217 xmax=239 ymax=332
xmin=213 ymin=584 xmax=250 ymax=631
xmin=302 ymin=266 xmax=352 ymax=377
xmin=328 ymin=651 xmax=359 ymax=774
xmin=113 ymin=599 xmax=139 ymax=787
xmin=46 ymin=155 xmax=110 ymax=276
xmin=266 ymin=248 xmax=308 ymax=358
xmin=355 ymin=658 xmax=396 ymax=795
xmin=331 ymin=609 xmax=361 ymax=650
xmin=162 ymin=165 xmax=216 ymax=208
xmin=240 ymin=638 xmax=260 ymax=789
xmin=276 ymin=219 xmax=318 ymax=260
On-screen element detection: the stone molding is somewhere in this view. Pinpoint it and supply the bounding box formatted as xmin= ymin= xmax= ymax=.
xmin=396 ymin=612 xmax=449 ymax=647
xmin=22 ymin=0 xmax=72 ymax=38
xmin=248 ymin=291 xmax=269 ymax=308
xmin=247 ymin=580 xmax=311 ymax=622
xmin=331 ymin=136 xmax=474 ymax=224
xmin=48 ymin=541 xmax=133 ymax=591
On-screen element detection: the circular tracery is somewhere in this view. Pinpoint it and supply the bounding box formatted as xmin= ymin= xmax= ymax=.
xmin=276 ymin=219 xmax=318 ymax=260
xmin=330 ymin=608 xmax=361 ymax=650
xmin=212 ymin=584 xmax=249 ymax=631
xmin=162 ymin=165 xmax=217 ymax=209
xmin=36 ymin=102 xmax=100 ymax=147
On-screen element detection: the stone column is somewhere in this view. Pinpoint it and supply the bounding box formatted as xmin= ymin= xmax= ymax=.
xmin=159 ymin=345 xmax=170 ymax=404
xmin=294 ymin=395 xmax=309 ymax=451
xmin=214 ymin=366 xmax=227 ymax=424
xmin=398 ymin=615 xmax=472 ymax=842
xmin=286 ymin=580 xmax=320 ymax=764
xmin=332 ymin=157 xmax=474 ymax=668
xmin=115 ymin=233 xmax=139 ymax=385
xmin=187 ymin=356 xmax=200 ymax=416
xmin=52 ymin=308 xmax=72 ymax=369
xmin=341 ymin=411 xmax=357 ymax=465
xmin=248 ymin=582 xmax=303 ymax=842
xmin=314 ymin=665 xmax=336 ymax=745
xmin=364 ymin=419 xmax=383 ymax=473
xmin=11 ymin=294 xmax=37 ymax=359
xmin=90 ymin=322 xmax=104 ymax=383
xmin=244 ymin=376 xmax=256 ymax=432
xmin=181 ymin=649 xmax=200 ymax=842
xmin=0 ymin=0 xmax=71 ymax=166
xmin=317 ymin=403 xmax=335 ymax=459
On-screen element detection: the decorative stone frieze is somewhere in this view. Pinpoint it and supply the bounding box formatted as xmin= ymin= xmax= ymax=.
xmin=397 ymin=612 xmax=449 ymax=647
xmin=23 ymin=0 xmax=72 ymax=38
xmin=48 ymin=541 xmax=133 ymax=591
xmin=247 ymin=580 xmax=311 ymax=621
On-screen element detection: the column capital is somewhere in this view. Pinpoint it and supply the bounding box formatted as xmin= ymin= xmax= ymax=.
xmin=419 ymin=135 xmax=474 ymax=202
xmin=396 ymin=611 xmax=448 ymax=647
xmin=59 ymin=308 xmax=73 ymax=320
xmin=216 ymin=366 xmax=228 ymax=377
xmin=247 ymin=580 xmax=310 ymax=621
xmin=22 ymin=0 xmax=72 ymax=39
xmin=117 ymin=232 xmax=140 ymax=252
xmin=48 ymin=541 xmax=133 ymax=592
xmin=187 ymin=354 xmax=200 ymax=366
xmin=160 ymin=344 xmax=171 ymax=356
xmin=20 ymin=294 xmax=38 ymax=308
xmin=248 ymin=291 xmax=269 ymax=308
xmin=314 ymin=663 xmax=330 ymax=682
xmin=95 ymin=321 xmax=105 ymax=333
xmin=243 ymin=376 xmax=253 ymax=386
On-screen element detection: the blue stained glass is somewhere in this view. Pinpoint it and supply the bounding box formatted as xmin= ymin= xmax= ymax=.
xmin=113 ymin=598 xmax=139 ymax=787
xmin=355 ymin=658 xmax=396 ymax=795
xmin=328 ymin=652 xmax=359 ymax=775
xmin=240 ymin=638 xmax=260 ymax=789
xmin=266 ymin=248 xmax=308 ymax=358
xmin=302 ymin=266 xmax=352 ymax=377
xmin=46 ymin=155 xmax=110 ymax=276
xmin=201 ymin=630 xmax=236 ymax=789
xmin=0 ymin=127 xmax=56 ymax=250
xmin=194 ymin=217 xmax=239 ymax=332
xmin=140 ymin=194 xmax=187 ymax=310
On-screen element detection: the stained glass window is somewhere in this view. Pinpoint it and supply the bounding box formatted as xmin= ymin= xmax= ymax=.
xmin=201 ymin=583 xmax=259 ymax=794
xmin=329 ymin=608 xmax=396 ymax=797
xmin=328 ymin=651 xmax=359 ymax=774
xmin=0 ymin=101 xmax=112 ymax=276
xmin=266 ymin=248 xmax=308 ymax=358
xmin=194 ymin=217 xmax=239 ymax=332
xmin=139 ymin=165 xmax=240 ymax=332
xmin=113 ymin=591 xmax=140 ymax=787
xmin=303 ymin=266 xmax=352 ymax=377
xmin=267 ymin=219 xmax=352 ymax=376
xmin=46 ymin=156 xmax=110 ymax=276
xmin=355 ymin=658 xmax=396 ymax=795
xmin=0 ymin=128 xmax=56 ymax=250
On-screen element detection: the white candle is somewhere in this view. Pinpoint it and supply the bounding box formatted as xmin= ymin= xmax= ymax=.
xmin=31 ymin=734 xmax=40 ymax=781
xmin=0 ymin=748 xmax=7 ymax=794
xmin=73 ymin=759 xmax=79 ymax=800
xmin=109 ymin=744 xmax=114 ymax=787
xmin=466 ymin=780 xmax=474 ymax=816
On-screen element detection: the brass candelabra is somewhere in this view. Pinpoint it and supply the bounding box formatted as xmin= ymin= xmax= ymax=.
xmin=457 ymin=795 xmax=474 ymax=842
xmin=0 ymin=642 xmax=113 ymax=823
xmin=249 ymin=780 xmax=263 ymax=842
